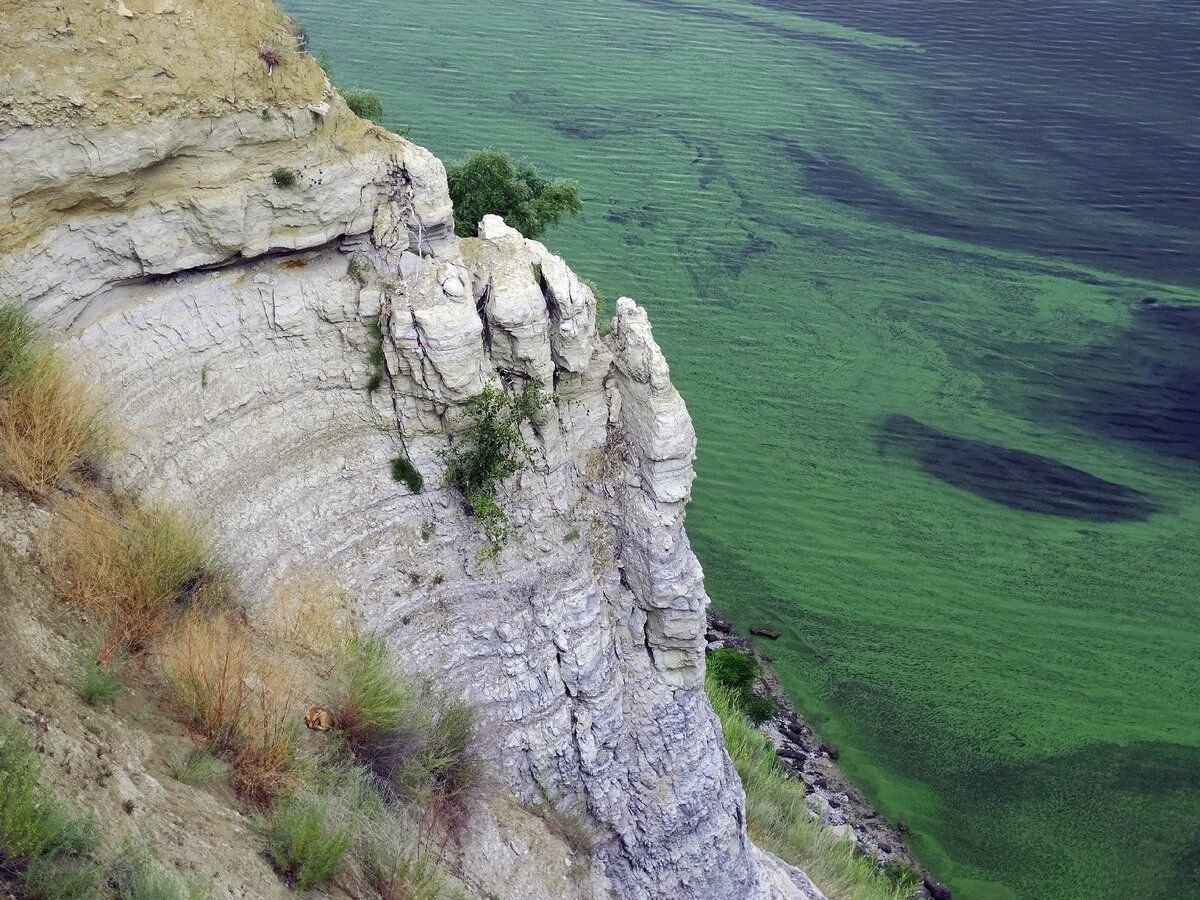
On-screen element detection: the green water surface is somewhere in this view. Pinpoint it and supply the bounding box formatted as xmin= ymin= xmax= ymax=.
xmin=281 ymin=2 xmax=1200 ymax=896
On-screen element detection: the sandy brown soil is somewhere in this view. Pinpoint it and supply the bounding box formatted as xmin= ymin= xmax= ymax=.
xmin=0 ymin=0 xmax=327 ymax=129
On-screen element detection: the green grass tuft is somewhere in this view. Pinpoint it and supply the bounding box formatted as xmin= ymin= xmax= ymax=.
xmin=74 ymin=649 xmax=125 ymax=707
xmin=332 ymin=636 xmax=480 ymax=813
xmin=271 ymin=167 xmax=297 ymax=188
xmin=262 ymin=768 xmax=372 ymax=891
xmin=364 ymin=321 xmax=386 ymax=394
xmin=107 ymin=843 xmax=206 ymax=900
xmin=168 ymin=747 xmax=226 ymax=787
xmin=707 ymin=648 xmax=776 ymax=725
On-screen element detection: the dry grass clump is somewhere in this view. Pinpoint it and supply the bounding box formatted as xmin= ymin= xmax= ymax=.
xmin=46 ymin=495 xmax=210 ymax=657
xmin=267 ymin=566 xmax=354 ymax=659
xmin=156 ymin=611 xmax=306 ymax=805
xmin=0 ymin=303 xmax=110 ymax=495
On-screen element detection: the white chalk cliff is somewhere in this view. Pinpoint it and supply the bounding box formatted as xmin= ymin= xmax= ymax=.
xmin=0 ymin=2 xmax=821 ymax=897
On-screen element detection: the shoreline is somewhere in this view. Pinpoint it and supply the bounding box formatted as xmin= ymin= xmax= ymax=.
xmin=705 ymin=610 xmax=950 ymax=900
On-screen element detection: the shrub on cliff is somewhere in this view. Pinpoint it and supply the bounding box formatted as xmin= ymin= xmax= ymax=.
xmin=332 ymin=635 xmax=481 ymax=814
xmin=443 ymin=381 xmax=545 ymax=554
xmin=447 ymin=150 xmax=582 ymax=238
xmin=48 ymin=495 xmax=211 ymax=656
xmin=0 ymin=302 xmax=111 ymax=494
xmin=343 ymin=88 xmax=383 ymax=124
xmin=708 ymin=648 xmax=776 ymax=725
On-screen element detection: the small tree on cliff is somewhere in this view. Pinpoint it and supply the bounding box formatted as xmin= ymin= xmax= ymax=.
xmin=446 ymin=150 xmax=582 ymax=239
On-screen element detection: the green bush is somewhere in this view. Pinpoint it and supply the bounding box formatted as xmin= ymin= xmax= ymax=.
xmin=271 ymin=167 xmax=297 ymax=188
xmin=343 ymin=89 xmax=383 ymax=123
xmin=263 ymin=785 xmax=359 ymax=891
xmin=447 ymin=150 xmax=582 ymax=239
xmin=707 ymin=648 xmax=776 ymax=725
xmin=332 ymin=637 xmax=480 ymax=811
xmin=333 ymin=635 xmax=416 ymax=748
xmin=0 ymin=721 xmax=102 ymax=899
xmin=706 ymin=681 xmax=916 ymax=900
xmin=707 ymin=648 xmax=758 ymax=692
xmin=443 ymin=382 xmax=545 ymax=553
xmin=390 ymin=455 xmax=423 ymax=493
xmin=74 ymin=649 xmax=125 ymax=707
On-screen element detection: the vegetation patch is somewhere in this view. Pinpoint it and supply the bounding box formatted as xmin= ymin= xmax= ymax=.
xmin=262 ymin=773 xmax=364 ymax=891
xmin=447 ymin=150 xmax=582 ymax=238
xmin=365 ymin=320 xmax=386 ymax=393
xmin=707 ymin=648 xmax=777 ymax=725
xmin=157 ymin=611 xmax=304 ymax=805
xmin=74 ymin=648 xmax=126 ymax=707
xmin=270 ymin=167 xmax=297 ymax=188
xmin=0 ymin=302 xmax=110 ymax=495
xmin=48 ymin=495 xmax=211 ymax=657
xmin=343 ymin=89 xmax=383 ymax=124
xmin=390 ymin=455 xmax=424 ymax=493
xmin=706 ymin=678 xmax=918 ymax=900
xmin=443 ymin=382 xmax=545 ymax=555
xmin=0 ymin=720 xmax=103 ymax=899
xmin=167 ymin=747 xmax=226 ymax=787
xmin=332 ymin=636 xmax=480 ymax=817
xmin=107 ymin=842 xmax=203 ymax=900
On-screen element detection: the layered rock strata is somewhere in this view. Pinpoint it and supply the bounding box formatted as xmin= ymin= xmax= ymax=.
xmin=1 ymin=2 xmax=821 ymax=897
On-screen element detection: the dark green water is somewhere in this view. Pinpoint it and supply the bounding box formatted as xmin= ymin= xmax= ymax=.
xmin=281 ymin=2 xmax=1200 ymax=896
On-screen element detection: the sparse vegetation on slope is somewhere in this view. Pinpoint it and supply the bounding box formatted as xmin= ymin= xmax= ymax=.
xmin=332 ymin=636 xmax=481 ymax=818
xmin=343 ymin=89 xmax=384 ymax=124
xmin=707 ymin=678 xmax=919 ymax=900
xmin=74 ymin=647 xmax=126 ymax=707
xmin=447 ymin=150 xmax=582 ymax=238
xmin=0 ymin=720 xmax=102 ymax=899
xmin=707 ymin=648 xmax=777 ymax=725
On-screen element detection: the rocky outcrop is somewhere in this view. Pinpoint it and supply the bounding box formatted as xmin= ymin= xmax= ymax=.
xmin=0 ymin=3 xmax=819 ymax=897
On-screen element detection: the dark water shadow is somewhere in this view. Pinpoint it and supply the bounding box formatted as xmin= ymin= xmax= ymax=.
xmin=879 ymin=415 xmax=1157 ymax=522
xmin=1058 ymin=304 xmax=1200 ymax=464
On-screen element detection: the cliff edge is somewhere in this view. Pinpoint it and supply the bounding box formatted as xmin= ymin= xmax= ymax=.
xmin=0 ymin=2 xmax=820 ymax=897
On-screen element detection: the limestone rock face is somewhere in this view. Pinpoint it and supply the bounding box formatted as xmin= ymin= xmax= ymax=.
xmin=0 ymin=3 xmax=819 ymax=898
